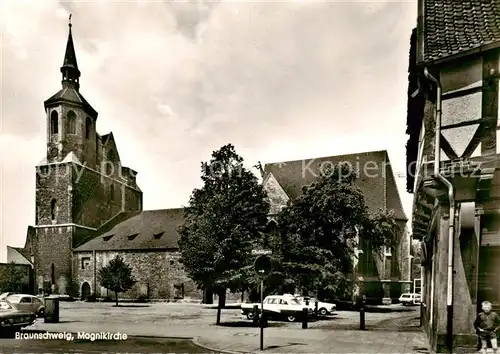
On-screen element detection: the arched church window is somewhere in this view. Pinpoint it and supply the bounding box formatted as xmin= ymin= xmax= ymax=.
xmin=50 ymin=199 xmax=57 ymax=220
xmin=85 ymin=117 xmax=92 ymax=139
xmin=51 ymin=264 xmax=55 ymax=285
xmin=67 ymin=110 xmax=76 ymax=134
xmin=50 ymin=111 xmax=59 ymax=135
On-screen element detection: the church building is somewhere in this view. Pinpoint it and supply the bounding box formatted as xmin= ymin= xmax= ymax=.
xmin=7 ymin=18 xmax=411 ymax=305
xmin=7 ymin=19 xmax=201 ymax=301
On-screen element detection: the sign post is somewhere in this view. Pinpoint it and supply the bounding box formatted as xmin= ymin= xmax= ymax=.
xmin=252 ymin=249 xmax=272 ymax=351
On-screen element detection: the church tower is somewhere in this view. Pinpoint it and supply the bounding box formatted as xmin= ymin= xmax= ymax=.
xmin=44 ymin=15 xmax=98 ymax=168
xmin=32 ymin=16 xmax=143 ymax=296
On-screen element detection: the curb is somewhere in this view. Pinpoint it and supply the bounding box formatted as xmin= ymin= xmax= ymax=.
xmin=192 ymin=336 xmax=246 ymax=354
xmin=21 ymin=329 xmax=244 ymax=353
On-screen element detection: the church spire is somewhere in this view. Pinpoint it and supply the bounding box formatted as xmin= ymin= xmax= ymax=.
xmin=60 ymin=14 xmax=81 ymax=90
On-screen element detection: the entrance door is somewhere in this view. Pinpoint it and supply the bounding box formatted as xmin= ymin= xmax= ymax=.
xmin=81 ymin=282 xmax=91 ymax=300
xmin=478 ymin=245 xmax=500 ymax=312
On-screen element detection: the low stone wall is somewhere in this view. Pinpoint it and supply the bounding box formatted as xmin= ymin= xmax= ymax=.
xmin=73 ymin=250 xmax=202 ymax=301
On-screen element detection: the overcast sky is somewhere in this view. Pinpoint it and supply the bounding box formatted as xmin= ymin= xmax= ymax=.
xmin=0 ymin=0 xmax=416 ymax=262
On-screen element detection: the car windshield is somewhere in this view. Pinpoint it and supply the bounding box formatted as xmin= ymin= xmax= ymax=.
xmin=288 ymin=298 xmax=301 ymax=305
xmin=0 ymin=301 xmax=15 ymax=311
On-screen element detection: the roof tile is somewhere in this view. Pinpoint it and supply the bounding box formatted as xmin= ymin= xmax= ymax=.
xmin=74 ymin=208 xmax=184 ymax=252
xmin=423 ymin=0 xmax=500 ymax=62
xmin=263 ymin=150 xmax=407 ymax=221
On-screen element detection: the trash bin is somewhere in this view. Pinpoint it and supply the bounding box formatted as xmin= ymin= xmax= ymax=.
xmin=44 ymin=296 xmax=59 ymax=323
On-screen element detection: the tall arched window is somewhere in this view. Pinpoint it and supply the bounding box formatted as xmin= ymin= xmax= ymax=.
xmin=50 ymin=199 xmax=57 ymax=220
xmin=85 ymin=117 xmax=92 ymax=139
xmin=50 ymin=111 xmax=59 ymax=134
xmin=67 ymin=110 xmax=76 ymax=134
xmin=51 ymin=263 xmax=55 ymax=284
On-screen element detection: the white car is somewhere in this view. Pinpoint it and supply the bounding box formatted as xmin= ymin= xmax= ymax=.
xmin=399 ymin=293 xmax=421 ymax=306
xmin=6 ymin=294 xmax=45 ymax=317
xmin=295 ymin=296 xmax=336 ymax=316
xmin=241 ymin=295 xmax=311 ymax=322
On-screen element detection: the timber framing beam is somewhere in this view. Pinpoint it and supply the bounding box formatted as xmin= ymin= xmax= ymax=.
xmin=476 ymin=167 xmax=495 ymax=201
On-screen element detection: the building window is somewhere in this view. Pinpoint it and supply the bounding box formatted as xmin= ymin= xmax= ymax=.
xmin=50 ymin=111 xmax=58 ymax=134
xmin=127 ymin=233 xmax=138 ymax=240
xmin=174 ymin=283 xmax=184 ymax=299
xmin=67 ymin=110 xmax=76 ymax=134
xmin=50 ymin=199 xmax=57 ymax=220
xmin=51 ymin=263 xmax=55 ymax=284
xmin=85 ymin=117 xmax=92 ymax=139
xmin=81 ymin=257 xmax=91 ymax=269
xmin=109 ymin=184 xmax=115 ymax=201
xmin=153 ymin=232 xmax=164 ymax=239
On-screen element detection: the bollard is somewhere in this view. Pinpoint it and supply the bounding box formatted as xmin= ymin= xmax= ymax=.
xmin=253 ymin=305 xmax=259 ymax=327
xmin=253 ymin=305 xmax=260 ymax=326
xmin=302 ymin=308 xmax=308 ymax=329
xmin=359 ymin=303 xmax=365 ymax=330
xmin=420 ymin=302 xmax=423 ymax=327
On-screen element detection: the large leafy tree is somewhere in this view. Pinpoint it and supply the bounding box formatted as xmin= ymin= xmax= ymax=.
xmin=178 ymin=144 xmax=270 ymax=325
xmin=99 ymin=255 xmax=136 ymax=306
xmin=270 ymin=163 xmax=398 ymax=300
xmin=0 ymin=263 xmax=25 ymax=293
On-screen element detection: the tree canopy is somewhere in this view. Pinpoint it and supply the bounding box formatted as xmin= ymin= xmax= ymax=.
xmin=268 ymin=163 xmax=399 ymax=300
xmin=178 ymin=144 xmax=270 ymax=298
xmin=99 ymin=255 xmax=136 ymax=306
xmin=0 ymin=263 xmax=25 ymax=293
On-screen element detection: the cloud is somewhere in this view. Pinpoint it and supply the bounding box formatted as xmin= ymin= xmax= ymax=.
xmin=0 ymin=0 xmax=416 ymax=261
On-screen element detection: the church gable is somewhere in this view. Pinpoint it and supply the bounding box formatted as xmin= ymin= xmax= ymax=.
xmin=262 ymin=172 xmax=290 ymax=216
xmin=264 ymin=150 xmax=388 ymax=213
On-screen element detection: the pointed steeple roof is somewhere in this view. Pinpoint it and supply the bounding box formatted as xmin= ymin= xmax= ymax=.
xmin=62 ymin=14 xmax=79 ymax=71
xmin=60 ymin=14 xmax=81 ymax=90
xmin=45 ymin=14 xmax=97 ymax=117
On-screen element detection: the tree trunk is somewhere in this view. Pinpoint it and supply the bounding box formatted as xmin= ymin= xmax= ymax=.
xmin=216 ymin=289 xmax=226 ymax=325
xmin=115 ymin=291 xmax=118 ymax=307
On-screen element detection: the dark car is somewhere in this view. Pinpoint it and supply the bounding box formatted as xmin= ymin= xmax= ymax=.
xmin=0 ymin=300 xmax=36 ymax=337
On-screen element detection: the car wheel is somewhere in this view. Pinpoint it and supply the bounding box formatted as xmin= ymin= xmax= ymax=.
xmin=37 ymin=308 xmax=45 ymax=317
xmin=319 ymin=308 xmax=328 ymax=316
xmin=286 ymin=315 xmax=296 ymax=322
xmin=246 ymin=312 xmax=255 ymax=320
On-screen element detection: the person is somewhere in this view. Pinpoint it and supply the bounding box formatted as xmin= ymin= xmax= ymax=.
xmin=474 ymin=301 xmax=500 ymax=354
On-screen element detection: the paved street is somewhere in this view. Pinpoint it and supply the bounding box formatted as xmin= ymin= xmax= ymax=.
xmin=0 ymin=336 xmax=214 ymax=353
xmin=17 ymin=301 xmax=429 ymax=353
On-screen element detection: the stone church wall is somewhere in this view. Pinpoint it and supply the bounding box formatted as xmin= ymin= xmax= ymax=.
xmin=72 ymin=164 xmax=142 ymax=229
xmin=33 ymin=226 xmax=73 ymax=295
xmin=73 ymin=250 xmax=201 ymax=300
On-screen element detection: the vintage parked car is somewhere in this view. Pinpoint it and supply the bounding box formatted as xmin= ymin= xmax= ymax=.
xmin=6 ymin=294 xmax=45 ymax=317
xmin=0 ymin=300 xmax=36 ymax=336
xmin=399 ymin=293 xmax=421 ymax=306
xmin=241 ymin=295 xmax=312 ymax=322
xmin=295 ymin=296 xmax=336 ymax=316
xmin=0 ymin=293 xmax=14 ymax=300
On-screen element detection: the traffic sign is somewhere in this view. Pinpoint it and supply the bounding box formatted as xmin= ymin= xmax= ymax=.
xmin=252 ymin=249 xmax=272 ymax=256
xmin=254 ymin=255 xmax=272 ymax=277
